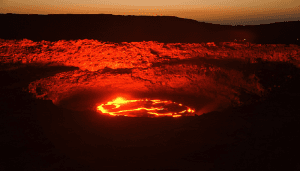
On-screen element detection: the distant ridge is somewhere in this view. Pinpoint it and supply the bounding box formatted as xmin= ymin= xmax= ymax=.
xmin=0 ymin=13 xmax=299 ymax=44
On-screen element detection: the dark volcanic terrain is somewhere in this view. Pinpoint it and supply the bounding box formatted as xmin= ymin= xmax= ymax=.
xmin=1 ymin=14 xmax=300 ymax=45
xmin=1 ymin=14 xmax=300 ymax=171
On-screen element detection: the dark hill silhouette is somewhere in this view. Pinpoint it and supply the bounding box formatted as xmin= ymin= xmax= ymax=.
xmin=1 ymin=13 xmax=299 ymax=44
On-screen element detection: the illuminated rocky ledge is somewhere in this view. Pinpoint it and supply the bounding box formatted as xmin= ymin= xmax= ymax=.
xmin=1 ymin=39 xmax=298 ymax=117
xmin=1 ymin=39 xmax=300 ymax=71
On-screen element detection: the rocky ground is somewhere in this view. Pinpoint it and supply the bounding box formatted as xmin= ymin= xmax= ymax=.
xmin=2 ymin=39 xmax=300 ymax=113
xmin=1 ymin=39 xmax=300 ymax=170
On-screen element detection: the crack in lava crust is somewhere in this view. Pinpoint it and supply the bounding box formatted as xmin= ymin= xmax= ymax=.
xmin=97 ymin=97 xmax=195 ymax=117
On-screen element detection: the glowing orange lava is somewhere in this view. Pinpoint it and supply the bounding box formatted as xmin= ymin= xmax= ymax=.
xmin=97 ymin=97 xmax=195 ymax=117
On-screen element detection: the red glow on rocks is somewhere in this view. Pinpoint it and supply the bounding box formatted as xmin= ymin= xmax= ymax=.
xmin=2 ymin=39 xmax=298 ymax=114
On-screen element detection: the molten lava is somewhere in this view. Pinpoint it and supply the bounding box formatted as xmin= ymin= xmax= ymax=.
xmin=97 ymin=97 xmax=195 ymax=117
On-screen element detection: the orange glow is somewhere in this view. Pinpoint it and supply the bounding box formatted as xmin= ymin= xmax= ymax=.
xmin=97 ymin=97 xmax=195 ymax=117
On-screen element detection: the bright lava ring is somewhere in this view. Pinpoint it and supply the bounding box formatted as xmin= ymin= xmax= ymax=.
xmin=97 ymin=97 xmax=195 ymax=117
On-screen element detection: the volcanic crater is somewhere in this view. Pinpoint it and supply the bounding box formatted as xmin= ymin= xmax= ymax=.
xmin=2 ymin=38 xmax=300 ymax=117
